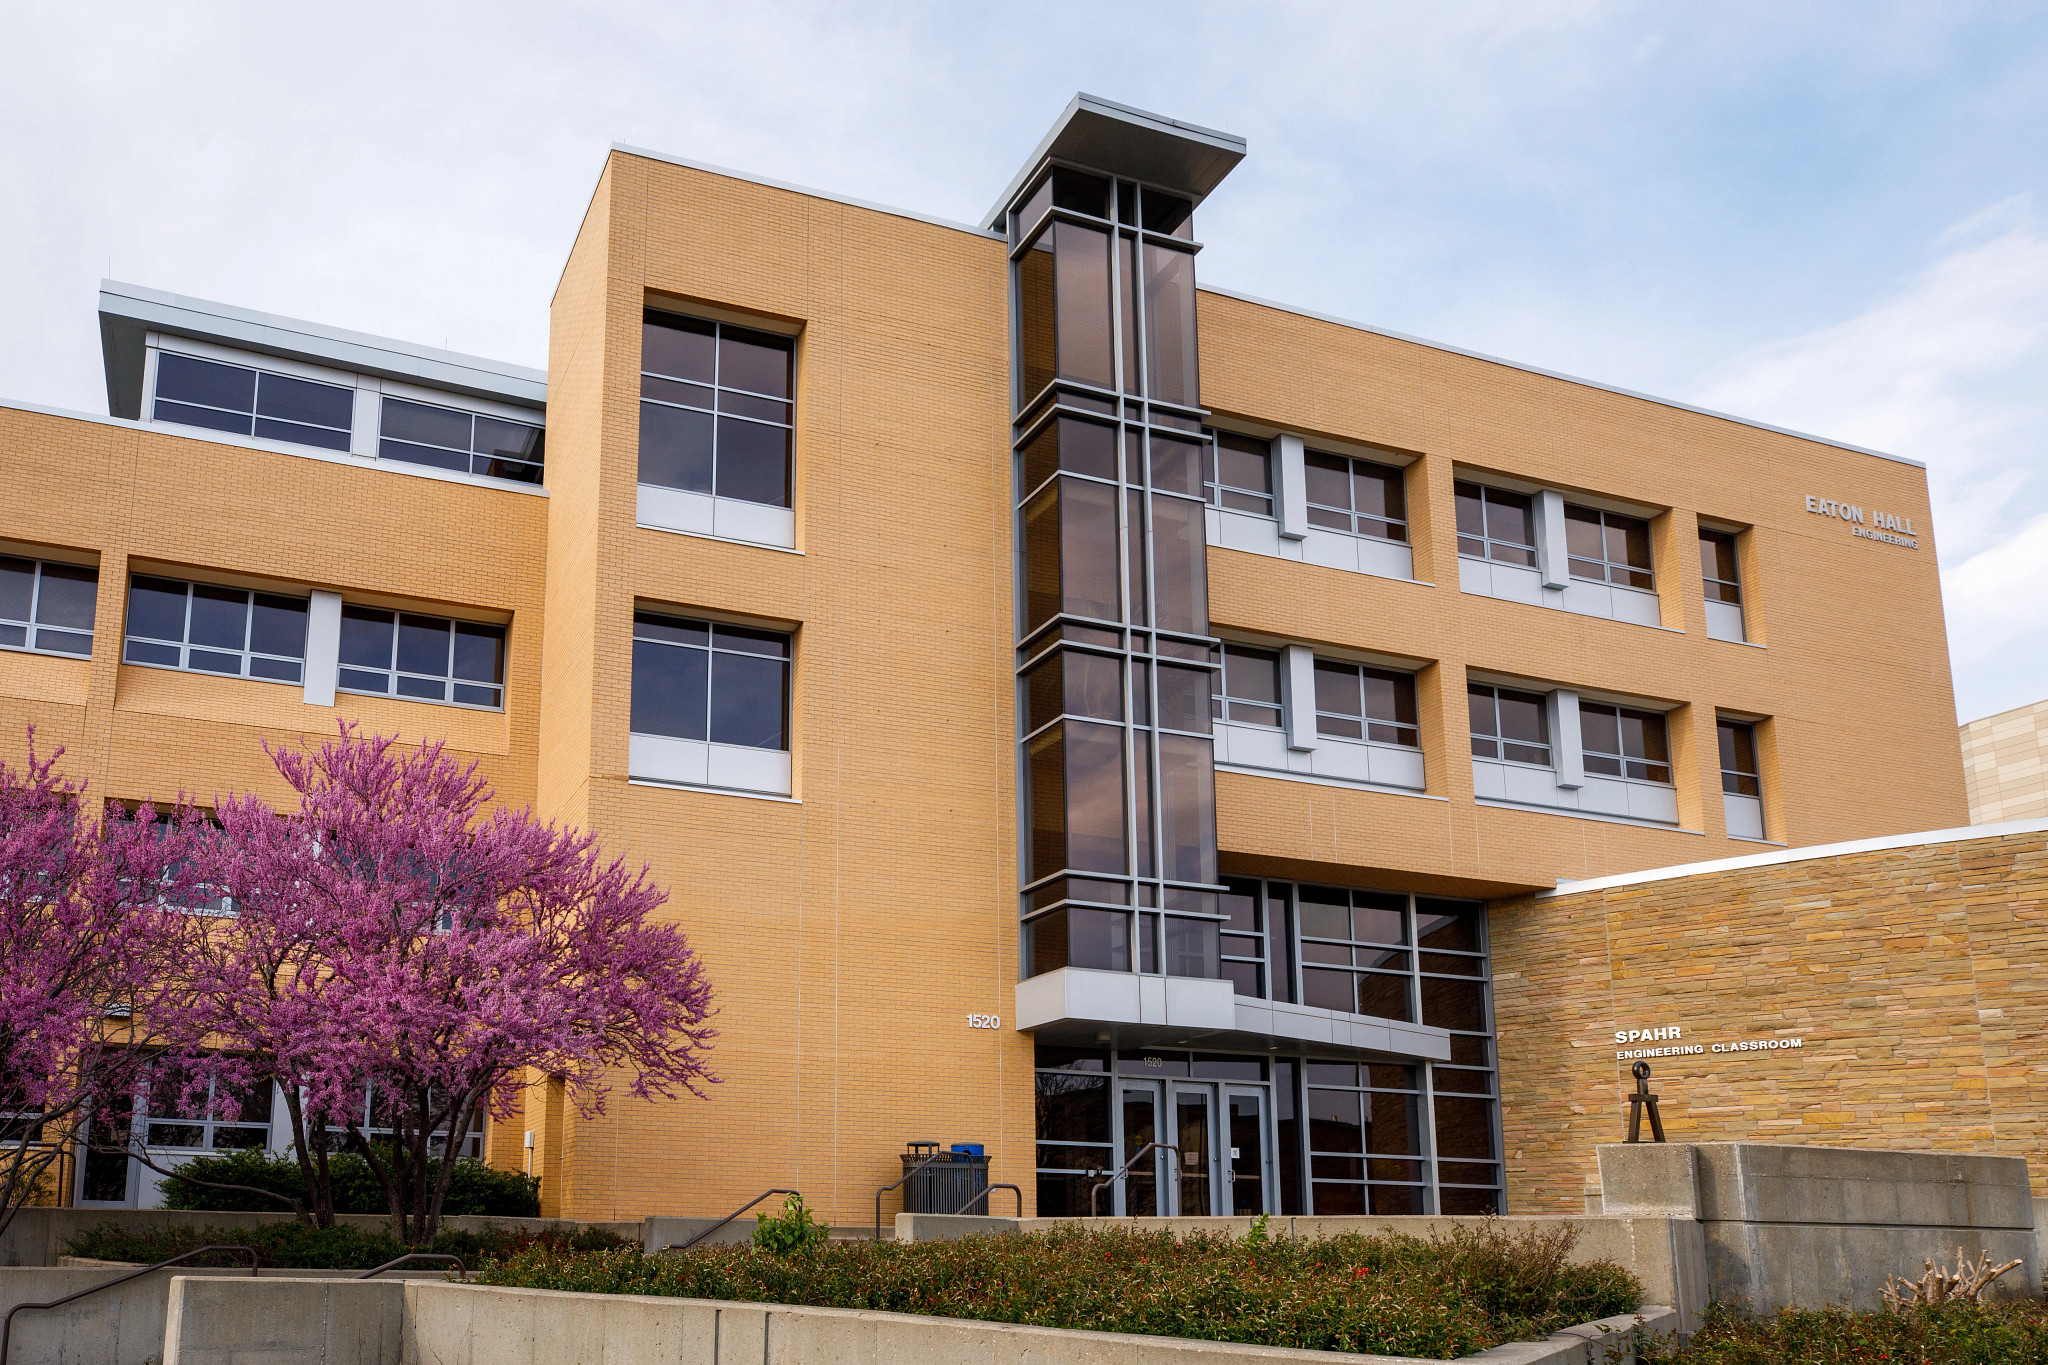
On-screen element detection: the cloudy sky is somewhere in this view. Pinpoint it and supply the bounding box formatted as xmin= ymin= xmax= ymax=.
xmin=4 ymin=2 xmax=2044 ymax=722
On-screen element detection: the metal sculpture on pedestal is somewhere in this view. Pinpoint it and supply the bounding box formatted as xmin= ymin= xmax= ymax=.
xmin=1624 ymin=1060 xmax=1667 ymax=1143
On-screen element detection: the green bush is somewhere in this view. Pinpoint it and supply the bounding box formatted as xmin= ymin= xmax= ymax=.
xmin=158 ymin=1147 xmax=541 ymax=1217
xmin=64 ymin=1219 xmax=631 ymax=1270
xmin=474 ymin=1222 xmax=1641 ymax=1359
xmin=1628 ymin=1300 xmax=2048 ymax=1364
xmin=751 ymin=1192 xmax=829 ymax=1256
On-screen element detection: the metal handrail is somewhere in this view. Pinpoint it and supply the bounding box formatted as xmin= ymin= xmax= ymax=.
xmin=873 ymin=1151 xmax=953 ymax=1242
xmin=355 ymin=1252 xmax=467 ymax=1280
xmin=668 ymin=1189 xmax=800 ymax=1253
xmin=951 ymin=1182 xmax=1023 ymax=1218
xmin=0 ymin=1244 xmax=258 ymax=1365
xmin=1089 ymin=1142 xmax=1180 ymax=1217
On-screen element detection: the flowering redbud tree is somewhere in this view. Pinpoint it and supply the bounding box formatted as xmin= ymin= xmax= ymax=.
xmin=0 ymin=731 xmax=206 ymax=1240
xmin=189 ymin=725 xmax=717 ymax=1243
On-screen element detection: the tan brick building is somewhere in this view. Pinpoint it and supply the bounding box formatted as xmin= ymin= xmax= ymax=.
xmin=1963 ymin=700 xmax=2048 ymax=824
xmin=0 ymin=96 xmax=1973 ymax=1225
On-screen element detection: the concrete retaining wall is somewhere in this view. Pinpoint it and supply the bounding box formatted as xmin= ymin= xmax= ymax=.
xmin=1598 ymin=1141 xmax=2039 ymax=1312
xmin=0 ymin=1266 xmax=442 ymax=1365
xmin=161 ymin=1276 xmax=403 ymax=1365
xmin=155 ymin=1276 xmax=1675 ymax=1365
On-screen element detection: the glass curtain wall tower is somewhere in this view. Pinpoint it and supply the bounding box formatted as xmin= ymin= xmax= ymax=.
xmin=1009 ymin=160 xmax=1223 ymax=984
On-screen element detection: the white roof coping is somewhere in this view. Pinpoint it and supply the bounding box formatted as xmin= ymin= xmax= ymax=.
xmin=98 ymin=281 xmax=546 ymax=420
xmin=1540 ymin=816 xmax=2048 ymax=898
xmin=607 ymin=144 xmax=1002 ymax=241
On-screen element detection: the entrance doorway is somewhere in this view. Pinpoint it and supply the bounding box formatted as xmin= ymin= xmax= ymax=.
xmin=1110 ymin=1079 xmax=1271 ymax=1216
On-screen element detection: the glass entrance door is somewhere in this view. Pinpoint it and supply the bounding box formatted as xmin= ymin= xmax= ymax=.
xmin=1171 ymin=1084 xmax=1215 ymax=1216
xmin=1117 ymin=1081 xmax=1164 ymax=1216
xmin=1225 ymin=1088 xmax=1267 ymax=1215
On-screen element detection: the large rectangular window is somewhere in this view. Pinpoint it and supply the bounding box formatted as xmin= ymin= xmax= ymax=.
xmin=124 ymin=577 xmax=307 ymax=683
xmin=1205 ymin=432 xmax=1273 ymax=515
xmin=1468 ymin=684 xmax=1549 ymax=766
xmin=630 ymin=611 xmax=790 ymax=751
xmin=0 ymin=556 xmax=96 ymax=657
xmin=1579 ymin=703 xmax=1672 ymax=784
xmin=1307 ymin=452 xmax=1408 ymax=542
xmin=1210 ymin=643 xmax=1281 ymax=728
xmin=142 ymin=1065 xmax=271 ymax=1152
xmin=338 ymin=608 xmax=506 ymax=709
xmin=1700 ymin=529 xmax=1742 ymax=604
xmin=1415 ymin=900 xmax=1500 ymax=1214
xmin=1314 ymin=662 xmax=1418 ymax=747
xmin=1453 ymin=482 xmax=1535 ymax=565
xmin=152 ymin=352 xmax=353 ymax=452
xmin=639 ymin=313 xmax=795 ymax=508
xmin=1565 ymin=506 xmax=1653 ymax=589
xmin=379 ymin=397 xmax=544 ymax=484
xmin=1305 ymin=1061 xmax=1425 ymax=1215
xmin=1296 ymin=886 xmax=1413 ymax=1021
xmin=1033 ymin=1047 xmax=1113 ymax=1217
xmin=1219 ymin=877 xmax=1267 ymax=998
xmin=1719 ymin=719 xmax=1760 ymax=796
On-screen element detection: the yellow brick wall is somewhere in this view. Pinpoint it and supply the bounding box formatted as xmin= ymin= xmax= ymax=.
xmin=1199 ymin=290 xmax=1966 ymax=893
xmin=537 ymin=151 xmax=1027 ymax=1227
xmin=1488 ymin=825 xmax=2048 ymax=1208
xmin=1962 ymin=700 xmax=2048 ymax=825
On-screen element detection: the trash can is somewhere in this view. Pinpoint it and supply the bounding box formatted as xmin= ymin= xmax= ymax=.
xmin=900 ymin=1141 xmax=990 ymax=1215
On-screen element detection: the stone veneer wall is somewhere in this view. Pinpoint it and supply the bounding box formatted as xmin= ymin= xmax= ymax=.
xmin=1488 ymin=824 xmax=2048 ymax=1212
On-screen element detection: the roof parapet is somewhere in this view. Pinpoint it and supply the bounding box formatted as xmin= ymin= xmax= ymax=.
xmin=97 ymin=281 xmax=546 ymax=421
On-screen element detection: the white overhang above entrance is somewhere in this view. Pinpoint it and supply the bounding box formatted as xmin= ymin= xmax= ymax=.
xmin=1015 ymin=967 xmax=1453 ymax=1063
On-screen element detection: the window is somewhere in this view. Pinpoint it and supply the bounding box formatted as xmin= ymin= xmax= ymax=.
xmin=639 ymin=312 xmax=795 ymax=509
xmin=1565 ymin=506 xmax=1653 ymax=589
xmin=1580 ymin=703 xmax=1672 ymax=784
xmin=1700 ymin=529 xmax=1741 ymax=604
xmin=1468 ymin=685 xmax=1549 ymax=766
xmin=379 ymin=397 xmax=544 ymax=484
xmin=1210 ymin=643 xmax=1280 ymax=727
xmin=1032 ymin=1045 xmax=1112 ymax=1217
xmin=1314 ymin=662 xmax=1418 ymax=747
xmin=124 ymin=577 xmax=306 ymax=683
xmin=1204 ymin=433 xmax=1273 ymax=515
xmin=0 ymin=556 xmax=96 ymax=656
xmin=1297 ymin=886 xmax=1413 ymax=1021
xmin=1719 ymin=720 xmax=1760 ymax=797
xmin=108 ymin=801 xmax=230 ymax=914
xmin=338 ymin=608 xmax=505 ymax=709
xmin=1413 ymin=899 xmax=1500 ymax=1214
xmin=1307 ymin=452 xmax=1408 ymax=542
xmin=142 ymin=1065 xmax=271 ymax=1151
xmin=1218 ymin=877 xmax=1268 ymax=998
xmin=1304 ymin=1060 xmax=1426 ymax=1215
xmin=630 ymin=611 xmax=790 ymax=750
xmin=152 ymin=352 xmax=353 ymax=452
xmin=1453 ymin=482 xmax=1534 ymax=564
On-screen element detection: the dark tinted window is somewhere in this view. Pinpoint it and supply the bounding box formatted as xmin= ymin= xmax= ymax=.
xmin=0 ymin=557 xmax=97 ymax=656
xmin=124 ymin=577 xmax=306 ymax=683
xmin=630 ymin=611 xmax=790 ymax=750
xmin=640 ymin=313 xmax=794 ymax=509
xmin=153 ymin=352 xmax=353 ymax=452
xmin=337 ymin=606 xmax=505 ymax=709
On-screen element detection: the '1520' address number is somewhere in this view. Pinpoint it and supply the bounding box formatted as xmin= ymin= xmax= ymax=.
xmin=966 ymin=1014 xmax=1002 ymax=1030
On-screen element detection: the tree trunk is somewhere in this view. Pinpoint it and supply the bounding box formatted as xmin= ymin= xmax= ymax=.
xmin=281 ymin=1090 xmax=336 ymax=1228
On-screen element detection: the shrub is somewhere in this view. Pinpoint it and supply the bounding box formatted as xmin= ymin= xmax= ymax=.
xmin=1627 ymin=1299 xmax=2048 ymax=1364
xmin=752 ymin=1193 xmax=829 ymax=1256
xmin=63 ymin=1219 xmax=629 ymax=1270
xmin=475 ymin=1223 xmax=1642 ymax=1358
xmin=159 ymin=1148 xmax=541 ymax=1218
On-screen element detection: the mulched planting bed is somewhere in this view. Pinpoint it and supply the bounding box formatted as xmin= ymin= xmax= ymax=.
xmin=473 ymin=1222 xmax=1642 ymax=1360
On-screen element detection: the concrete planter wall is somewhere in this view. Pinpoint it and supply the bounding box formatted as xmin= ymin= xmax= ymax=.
xmin=154 ymin=1276 xmax=1676 ymax=1365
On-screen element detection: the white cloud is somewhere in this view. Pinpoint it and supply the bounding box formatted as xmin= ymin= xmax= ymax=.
xmin=1690 ymin=198 xmax=2048 ymax=722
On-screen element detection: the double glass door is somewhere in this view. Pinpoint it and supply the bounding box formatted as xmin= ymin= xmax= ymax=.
xmin=1115 ymin=1079 xmax=1269 ymax=1216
